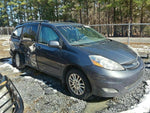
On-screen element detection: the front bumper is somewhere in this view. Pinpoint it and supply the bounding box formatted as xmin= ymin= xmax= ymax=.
xmin=0 ymin=74 xmax=24 ymax=113
xmin=83 ymin=58 xmax=145 ymax=97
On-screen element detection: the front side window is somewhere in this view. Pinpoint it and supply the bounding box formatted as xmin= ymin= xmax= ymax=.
xmin=38 ymin=26 xmax=59 ymax=44
xmin=12 ymin=27 xmax=22 ymax=38
xmin=57 ymin=25 xmax=106 ymax=45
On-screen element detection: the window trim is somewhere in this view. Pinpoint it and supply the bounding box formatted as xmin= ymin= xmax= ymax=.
xmin=12 ymin=27 xmax=23 ymax=39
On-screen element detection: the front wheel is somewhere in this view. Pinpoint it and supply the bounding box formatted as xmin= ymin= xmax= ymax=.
xmin=66 ymin=69 xmax=91 ymax=100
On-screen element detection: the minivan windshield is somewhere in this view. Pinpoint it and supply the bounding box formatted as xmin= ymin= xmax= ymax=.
xmin=57 ymin=25 xmax=106 ymax=45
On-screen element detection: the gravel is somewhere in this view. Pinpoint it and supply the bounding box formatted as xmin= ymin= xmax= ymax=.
xmin=11 ymin=68 xmax=87 ymax=113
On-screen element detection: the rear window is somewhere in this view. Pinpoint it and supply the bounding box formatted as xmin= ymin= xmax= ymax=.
xmin=22 ymin=24 xmax=38 ymax=41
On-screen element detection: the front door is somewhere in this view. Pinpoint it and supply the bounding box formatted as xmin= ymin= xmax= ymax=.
xmin=36 ymin=24 xmax=63 ymax=77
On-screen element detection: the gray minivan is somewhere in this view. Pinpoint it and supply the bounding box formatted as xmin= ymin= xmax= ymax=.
xmin=10 ymin=21 xmax=145 ymax=100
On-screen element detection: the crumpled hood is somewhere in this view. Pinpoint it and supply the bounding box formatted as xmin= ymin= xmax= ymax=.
xmin=77 ymin=40 xmax=137 ymax=64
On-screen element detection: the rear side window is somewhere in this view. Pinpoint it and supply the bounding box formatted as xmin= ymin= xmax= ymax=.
xmin=22 ymin=24 xmax=38 ymax=41
xmin=12 ymin=27 xmax=22 ymax=38
xmin=38 ymin=26 xmax=59 ymax=44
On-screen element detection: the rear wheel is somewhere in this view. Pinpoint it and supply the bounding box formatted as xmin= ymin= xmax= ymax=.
xmin=13 ymin=53 xmax=25 ymax=69
xmin=66 ymin=69 xmax=91 ymax=100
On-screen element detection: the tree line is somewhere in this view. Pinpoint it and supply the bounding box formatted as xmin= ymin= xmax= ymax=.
xmin=0 ymin=0 xmax=150 ymax=27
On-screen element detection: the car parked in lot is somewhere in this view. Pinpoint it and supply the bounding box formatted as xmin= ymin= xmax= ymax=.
xmin=9 ymin=20 xmax=145 ymax=100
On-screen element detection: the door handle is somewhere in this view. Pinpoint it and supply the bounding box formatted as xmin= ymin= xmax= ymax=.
xmin=37 ymin=46 xmax=41 ymax=50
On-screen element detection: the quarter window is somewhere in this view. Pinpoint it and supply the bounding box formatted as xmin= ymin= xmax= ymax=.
xmin=12 ymin=27 xmax=22 ymax=38
xmin=38 ymin=26 xmax=59 ymax=44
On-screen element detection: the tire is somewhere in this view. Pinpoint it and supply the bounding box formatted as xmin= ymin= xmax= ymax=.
xmin=66 ymin=69 xmax=92 ymax=100
xmin=13 ymin=52 xmax=25 ymax=69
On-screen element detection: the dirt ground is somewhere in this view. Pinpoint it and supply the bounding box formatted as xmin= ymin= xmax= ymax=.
xmin=0 ymin=38 xmax=10 ymax=59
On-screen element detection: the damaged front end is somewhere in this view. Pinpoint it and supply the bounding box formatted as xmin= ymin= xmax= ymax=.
xmin=0 ymin=74 xmax=24 ymax=113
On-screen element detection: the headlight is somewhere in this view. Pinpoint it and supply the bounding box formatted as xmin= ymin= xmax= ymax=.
xmin=89 ymin=55 xmax=124 ymax=71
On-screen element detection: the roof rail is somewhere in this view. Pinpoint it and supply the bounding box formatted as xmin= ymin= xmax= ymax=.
xmin=18 ymin=20 xmax=49 ymax=25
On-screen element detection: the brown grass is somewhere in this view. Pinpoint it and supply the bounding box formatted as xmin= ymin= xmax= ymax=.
xmin=0 ymin=40 xmax=10 ymax=59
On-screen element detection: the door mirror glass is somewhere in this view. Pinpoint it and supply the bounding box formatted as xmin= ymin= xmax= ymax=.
xmin=48 ymin=41 xmax=61 ymax=48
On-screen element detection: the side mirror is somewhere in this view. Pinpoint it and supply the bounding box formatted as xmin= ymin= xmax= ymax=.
xmin=48 ymin=41 xmax=61 ymax=48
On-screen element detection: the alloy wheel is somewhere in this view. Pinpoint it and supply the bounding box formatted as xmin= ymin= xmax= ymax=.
xmin=68 ymin=73 xmax=85 ymax=95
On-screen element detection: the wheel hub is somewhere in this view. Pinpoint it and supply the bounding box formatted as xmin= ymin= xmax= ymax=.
xmin=68 ymin=73 xmax=85 ymax=95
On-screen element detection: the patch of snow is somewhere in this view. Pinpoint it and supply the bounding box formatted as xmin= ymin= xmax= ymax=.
xmin=129 ymin=45 xmax=150 ymax=54
xmin=143 ymin=46 xmax=149 ymax=49
xmin=24 ymin=75 xmax=47 ymax=85
xmin=0 ymin=58 xmax=19 ymax=73
xmin=21 ymin=72 xmax=27 ymax=75
xmin=135 ymin=47 xmax=150 ymax=53
xmin=121 ymin=80 xmax=150 ymax=113
xmin=34 ymin=79 xmax=46 ymax=85
xmin=4 ymin=48 xmax=10 ymax=51
xmin=0 ymin=63 xmax=19 ymax=73
xmin=2 ymin=40 xmax=9 ymax=46
xmin=146 ymin=64 xmax=150 ymax=67
xmin=23 ymin=76 xmax=58 ymax=93
xmin=24 ymin=76 xmax=33 ymax=79
xmin=53 ymin=89 xmax=57 ymax=93
xmin=0 ymin=37 xmax=9 ymax=40
xmin=70 ymin=97 xmax=78 ymax=101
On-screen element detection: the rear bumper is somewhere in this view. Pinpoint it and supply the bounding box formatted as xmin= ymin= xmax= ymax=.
xmin=0 ymin=74 xmax=24 ymax=113
xmin=83 ymin=58 xmax=145 ymax=97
